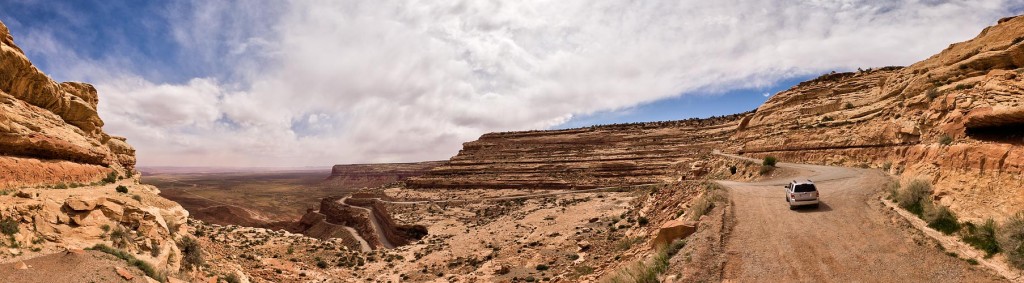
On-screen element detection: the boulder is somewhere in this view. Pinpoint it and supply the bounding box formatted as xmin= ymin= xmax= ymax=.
xmin=651 ymin=220 xmax=697 ymax=249
xmin=66 ymin=196 xmax=105 ymax=211
xmin=69 ymin=209 xmax=108 ymax=226
xmin=115 ymin=266 xmax=134 ymax=280
xmin=14 ymin=261 xmax=27 ymax=270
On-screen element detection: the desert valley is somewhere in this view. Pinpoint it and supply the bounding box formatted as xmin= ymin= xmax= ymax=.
xmin=3 ymin=6 xmax=1024 ymax=283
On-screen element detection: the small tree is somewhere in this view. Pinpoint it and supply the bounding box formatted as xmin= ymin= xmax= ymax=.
xmin=762 ymin=156 xmax=778 ymax=167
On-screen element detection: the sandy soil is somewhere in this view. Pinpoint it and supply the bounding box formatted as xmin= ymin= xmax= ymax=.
xmin=0 ymin=250 xmax=152 ymax=282
xmin=715 ymin=156 xmax=1005 ymax=282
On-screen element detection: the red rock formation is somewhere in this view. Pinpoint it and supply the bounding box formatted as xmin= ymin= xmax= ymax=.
xmin=0 ymin=19 xmax=135 ymax=188
xmin=408 ymin=115 xmax=748 ymax=190
xmin=324 ymin=161 xmax=445 ymax=188
xmin=297 ymin=196 xmax=426 ymax=250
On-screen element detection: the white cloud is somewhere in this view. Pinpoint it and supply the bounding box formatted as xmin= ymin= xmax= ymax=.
xmin=61 ymin=0 xmax=1024 ymax=166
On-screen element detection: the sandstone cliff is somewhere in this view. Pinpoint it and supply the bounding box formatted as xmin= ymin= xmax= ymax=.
xmin=408 ymin=15 xmax=1024 ymax=223
xmin=0 ymin=20 xmax=135 ymax=189
xmin=0 ymin=19 xmax=191 ymax=280
xmin=407 ymin=115 xmax=745 ymax=190
xmin=733 ymin=15 xmax=1024 ymax=221
xmin=324 ymin=161 xmax=445 ymax=188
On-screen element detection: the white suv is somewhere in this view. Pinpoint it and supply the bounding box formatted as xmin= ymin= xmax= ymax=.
xmin=785 ymin=180 xmax=819 ymax=209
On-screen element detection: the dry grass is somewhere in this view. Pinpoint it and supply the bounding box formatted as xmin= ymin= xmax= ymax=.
xmin=998 ymin=213 xmax=1024 ymax=269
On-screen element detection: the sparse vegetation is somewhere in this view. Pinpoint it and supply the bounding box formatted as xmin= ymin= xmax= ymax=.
xmin=762 ymin=156 xmax=777 ymax=167
xmin=926 ymin=88 xmax=939 ymax=101
xmin=882 ymin=161 xmax=892 ymax=172
xmin=89 ymin=244 xmax=166 ymax=282
xmin=759 ymin=165 xmax=775 ymax=176
xmin=604 ymin=240 xmax=685 ymax=283
xmin=54 ymin=183 xmax=68 ymax=190
xmin=924 ymin=204 xmax=960 ymax=235
xmin=110 ymin=225 xmax=134 ymax=249
xmin=178 ymin=236 xmax=204 ymax=271
xmin=998 ymin=212 xmax=1024 ymax=269
xmin=688 ymin=183 xmax=726 ymax=221
xmin=938 ymin=135 xmax=953 ymax=146
xmin=954 ymin=83 xmax=974 ymax=91
xmin=116 ymin=185 xmax=129 ymax=194
xmin=896 ymin=180 xmax=932 ymax=216
xmin=102 ymin=171 xmax=119 ymax=184
xmin=0 ymin=218 xmax=19 ymax=236
xmin=729 ymin=165 xmax=737 ymax=175
xmin=844 ymin=102 xmax=854 ymax=109
xmin=962 ymin=219 xmax=1000 ymax=257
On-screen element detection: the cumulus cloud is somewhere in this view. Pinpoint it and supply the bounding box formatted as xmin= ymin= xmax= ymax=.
xmin=42 ymin=0 xmax=1024 ymax=166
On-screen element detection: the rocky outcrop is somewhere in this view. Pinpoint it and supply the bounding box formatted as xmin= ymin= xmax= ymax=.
xmin=731 ymin=16 xmax=1024 ymax=221
xmin=0 ymin=18 xmax=191 ymax=278
xmin=405 ymin=16 xmax=1024 ymax=223
xmin=0 ymin=19 xmax=135 ymax=189
xmin=324 ymin=161 xmax=445 ymax=188
xmin=0 ymin=185 xmax=189 ymax=271
xmin=297 ymin=197 xmax=426 ymax=250
xmin=408 ymin=115 xmax=747 ymax=190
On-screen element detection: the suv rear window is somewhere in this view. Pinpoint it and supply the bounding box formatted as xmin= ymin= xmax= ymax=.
xmin=794 ymin=184 xmax=817 ymax=192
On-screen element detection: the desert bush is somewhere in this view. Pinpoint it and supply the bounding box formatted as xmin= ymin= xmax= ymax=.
xmin=926 ymin=88 xmax=939 ymax=100
xmin=962 ymin=219 xmax=1000 ymax=257
xmin=882 ymin=161 xmax=892 ymax=172
xmin=896 ymin=180 xmax=932 ymax=216
xmin=998 ymin=213 xmax=1024 ymax=269
xmin=729 ymin=165 xmax=737 ymax=175
xmin=536 ymin=264 xmax=549 ymax=271
xmin=110 ymin=225 xmax=134 ymax=249
xmin=821 ymin=116 xmax=834 ymax=122
xmin=938 ymin=135 xmax=954 ymax=145
xmin=603 ymin=240 xmax=685 ymax=283
xmin=688 ymin=183 xmax=726 ymax=221
xmin=637 ymin=217 xmax=649 ymax=226
xmin=845 ymin=102 xmax=854 ymax=109
xmin=102 ymin=171 xmax=118 ymax=184
xmin=150 ymin=242 xmax=161 ymax=257
xmin=924 ymin=204 xmax=960 ymax=235
xmin=178 ymin=236 xmax=204 ymax=271
xmin=885 ymin=181 xmax=900 ymax=200
xmin=54 ymin=183 xmax=68 ymax=190
xmin=0 ymin=218 xmax=19 ymax=236
xmin=222 ymin=273 xmax=240 ymax=283
xmin=954 ymin=84 xmax=974 ymax=91
xmin=762 ymin=156 xmax=778 ymax=167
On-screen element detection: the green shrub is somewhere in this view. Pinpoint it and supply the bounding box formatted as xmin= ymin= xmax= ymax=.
xmin=762 ymin=156 xmax=777 ymax=167
xmin=844 ymin=102 xmax=854 ymax=109
xmin=897 ymin=180 xmax=932 ymax=216
xmin=962 ymin=219 xmax=1000 ymax=257
xmin=938 ymin=135 xmax=953 ymax=146
xmin=102 ymin=171 xmax=118 ymax=184
xmin=178 ymin=236 xmax=204 ymax=271
xmin=998 ymin=213 xmax=1024 ymax=269
xmin=925 ymin=205 xmax=960 ymax=235
xmin=54 ymin=183 xmax=68 ymax=190
xmin=0 ymin=218 xmax=19 ymax=236
xmin=536 ymin=264 xmax=549 ymax=271
xmin=116 ymin=185 xmax=129 ymax=194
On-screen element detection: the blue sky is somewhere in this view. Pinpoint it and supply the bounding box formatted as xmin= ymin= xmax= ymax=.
xmin=2 ymin=1 xmax=1022 ymax=166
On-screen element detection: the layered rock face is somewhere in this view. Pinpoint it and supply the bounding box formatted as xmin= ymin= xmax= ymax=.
xmin=324 ymin=161 xmax=445 ymax=188
xmin=0 ymin=20 xmax=134 ymax=189
xmin=0 ymin=19 xmax=191 ymax=278
xmin=733 ymin=15 xmax=1024 ymax=221
xmin=407 ymin=15 xmax=1024 ymax=222
xmin=297 ymin=196 xmax=426 ymax=250
xmin=408 ymin=115 xmax=745 ymax=190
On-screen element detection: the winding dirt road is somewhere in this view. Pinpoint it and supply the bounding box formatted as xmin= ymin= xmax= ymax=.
xmin=715 ymin=154 xmax=1004 ymax=282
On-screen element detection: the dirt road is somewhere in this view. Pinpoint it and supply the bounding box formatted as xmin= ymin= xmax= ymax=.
xmin=716 ymin=155 xmax=1004 ymax=282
